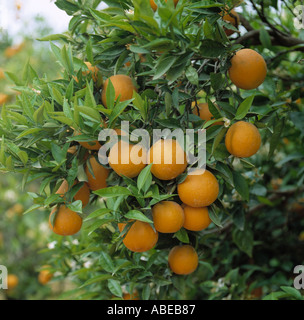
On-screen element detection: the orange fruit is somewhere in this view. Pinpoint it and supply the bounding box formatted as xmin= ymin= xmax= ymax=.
xmin=4 ymin=42 xmax=24 ymax=58
xmin=49 ymin=205 xmax=82 ymax=236
xmin=192 ymin=102 xmax=223 ymax=126
xmin=38 ymin=266 xmax=53 ymax=285
xmin=182 ymin=205 xmax=211 ymax=231
xmin=152 ymin=201 xmax=185 ymax=233
xmin=222 ymin=9 xmax=240 ymax=36
xmin=150 ymin=0 xmax=179 ymax=11
xmin=168 ymin=245 xmax=199 ymax=275
xmin=229 ymin=49 xmax=267 ymax=90
xmin=177 ymin=169 xmax=219 ymax=207
xmin=7 ymin=274 xmax=19 ymax=290
xmin=101 ymin=74 xmax=137 ymax=108
xmin=85 ymin=155 xmax=109 ymax=191
xmin=0 ymin=93 xmax=9 ymax=105
xmin=225 ymin=121 xmax=261 ymax=158
xmin=118 ymin=221 xmax=158 ymax=252
xmin=0 ymin=68 xmax=5 ymax=80
xmin=147 ymin=139 xmax=187 ymax=180
xmin=56 ymin=179 xmax=90 ymax=207
xmin=109 ymin=140 xmax=146 ymax=178
xmin=123 ymin=291 xmax=140 ymax=300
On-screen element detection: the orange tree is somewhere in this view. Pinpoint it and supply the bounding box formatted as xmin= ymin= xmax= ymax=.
xmin=0 ymin=0 xmax=304 ymax=300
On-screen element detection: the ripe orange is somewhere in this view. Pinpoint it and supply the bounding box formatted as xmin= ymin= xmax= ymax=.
xmin=7 ymin=274 xmax=19 ymax=290
xmin=123 ymin=291 xmax=140 ymax=300
xmin=85 ymin=156 xmax=109 ymax=191
xmin=152 ymin=201 xmax=185 ymax=233
xmin=38 ymin=266 xmax=53 ymax=285
xmin=118 ymin=220 xmax=158 ymax=252
xmin=229 ymin=49 xmax=267 ymax=90
xmin=0 ymin=68 xmax=5 ymax=80
xmin=222 ymin=9 xmax=240 ymax=36
xmin=192 ymin=102 xmax=223 ymax=126
xmin=147 ymin=139 xmax=187 ymax=180
xmin=168 ymin=245 xmax=199 ymax=275
xmin=109 ymin=140 xmax=146 ymax=178
xmin=56 ymin=179 xmax=90 ymax=207
xmin=49 ymin=205 xmax=82 ymax=236
xmin=182 ymin=205 xmax=211 ymax=231
xmin=150 ymin=0 xmax=179 ymax=11
xmin=225 ymin=121 xmax=261 ymax=158
xmin=0 ymin=93 xmax=9 ymax=105
xmin=101 ymin=74 xmax=137 ymax=108
xmin=4 ymin=42 xmax=24 ymax=58
xmin=177 ymin=169 xmax=219 ymax=207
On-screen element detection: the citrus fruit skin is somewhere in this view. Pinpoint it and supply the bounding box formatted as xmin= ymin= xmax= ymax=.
xmin=183 ymin=205 xmax=211 ymax=231
xmin=225 ymin=121 xmax=261 ymax=158
xmin=192 ymin=102 xmax=223 ymax=126
xmin=152 ymin=201 xmax=185 ymax=233
xmin=147 ymin=139 xmax=187 ymax=180
xmin=101 ymin=74 xmax=137 ymax=108
xmin=118 ymin=221 xmax=158 ymax=253
xmin=85 ymin=156 xmax=109 ymax=191
xmin=123 ymin=292 xmax=140 ymax=300
xmin=7 ymin=274 xmax=19 ymax=290
xmin=177 ymin=169 xmax=219 ymax=207
xmin=49 ymin=205 xmax=82 ymax=236
xmin=229 ymin=49 xmax=267 ymax=90
xmin=223 ymin=9 xmax=240 ymax=36
xmin=168 ymin=245 xmax=199 ymax=275
xmin=109 ymin=140 xmax=146 ymax=178
xmin=38 ymin=266 xmax=53 ymax=285
xmin=56 ymin=179 xmax=90 ymax=207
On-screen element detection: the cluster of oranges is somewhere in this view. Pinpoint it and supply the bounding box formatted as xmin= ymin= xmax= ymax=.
xmin=48 ymin=1 xmax=266 ymax=278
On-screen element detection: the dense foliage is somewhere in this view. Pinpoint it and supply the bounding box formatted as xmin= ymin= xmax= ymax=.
xmin=0 ymin=0 xmax=304 ymax=300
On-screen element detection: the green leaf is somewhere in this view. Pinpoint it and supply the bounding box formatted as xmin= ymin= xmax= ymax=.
xmin=76 ymin=105 xmax=101 ymax=122
xmin=66 ymin=200 xmax=83 ymax=214
xmin=99 ymin=251 xmax=115 ymax=273
xmin=108 ymin=279 xmax=123 ymax=298
xmin=185 ymin=65 xmax=199 ymax=86
xmin=209 ymin=206 xmax=223 ymax=228
xmin=80 ymin=274 xmax=112 ymax=288
xmin=22 ymin=204 xmax=42 ymax=215
xmin=94 ymin=186 xmax=132 ymax=198
xmin=174 ymin=228 xmax=189 ymax=244
xmin=259 ymin=27 xmax=272 ymax=49
xmin=233 ymin=171 xmax=249 ymax=201
xmin=232 ymin=226 xmax=254 ymax=257
xmin=124 ymin=210 xmax=153 ymax=224
xmin=235 ymin=95 xmax=255 ymax=120
xmin=200 ymin=39 xmax=226 ymax=58
xmin=153 ymin=56 xmax=177 ymax=80
xmin=16 ymin=128 xmax=42 ymax=140
xmin=268 ymin=119 xmax=285 ymax=159
xmin=280 ymin=286 xmax=303 ymax=300
xmin=85 ymin=208 xmax=112 ymax=221
xmin=137 ymin=164 xmax=152 ymax=192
